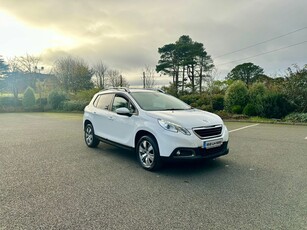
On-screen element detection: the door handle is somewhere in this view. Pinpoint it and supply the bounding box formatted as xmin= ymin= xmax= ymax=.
xmin=108 ymin=116 xmax=113 ymax=120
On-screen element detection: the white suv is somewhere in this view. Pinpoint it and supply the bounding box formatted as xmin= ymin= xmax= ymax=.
xmin=83 ymin=88 xmax=229 ymax=171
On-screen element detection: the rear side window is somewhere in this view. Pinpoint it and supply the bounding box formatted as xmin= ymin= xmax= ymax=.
xmin=93 ymin=94 xmax=114 ymax=110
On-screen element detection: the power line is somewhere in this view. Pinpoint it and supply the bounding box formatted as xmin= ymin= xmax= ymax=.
xmin=216 ymin=40 xmax=307 ymax=66
xmin=214 ymin=26 xmax=307 ymax=58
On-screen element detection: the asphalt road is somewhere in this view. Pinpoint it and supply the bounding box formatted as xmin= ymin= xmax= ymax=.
xmin=0 ymin=113 xmax=306 ymax=230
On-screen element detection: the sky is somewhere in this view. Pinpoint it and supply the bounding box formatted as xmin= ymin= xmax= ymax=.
xmin=0 ymin=0 xmax=306 ymax=86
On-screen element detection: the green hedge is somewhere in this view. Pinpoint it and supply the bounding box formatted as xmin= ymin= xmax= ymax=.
xmin=224 ymin=80 xmax=248 ymax=112
xmin=62 ymin=100 xmax=88 ymax=111
xmin=48 ymin=91 xmax=66 ymax=110
xmin=0 ymin=96 xmax=22 ymax=107
xmin=284 ymin=113 xmax=307 ymax=123
xmin=22 ymin=87 xmax=36 ymax=110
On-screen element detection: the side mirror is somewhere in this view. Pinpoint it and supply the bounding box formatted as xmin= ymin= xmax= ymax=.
xmin=115 ymin=107 xmax=132 ymax=116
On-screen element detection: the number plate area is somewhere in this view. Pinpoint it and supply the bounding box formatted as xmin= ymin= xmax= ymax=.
xmin=203 ymin=138 xmax=223 ymax=149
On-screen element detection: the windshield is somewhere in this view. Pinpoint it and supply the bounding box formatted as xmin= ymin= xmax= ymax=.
xmin=131 ymin=92 xmax=191 ymax=111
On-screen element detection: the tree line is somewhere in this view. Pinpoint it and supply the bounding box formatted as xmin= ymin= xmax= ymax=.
xmin=0 ymin=35 xmax=306 ymax=120
xmin=155 ymin=36 xmax=306 ymax=118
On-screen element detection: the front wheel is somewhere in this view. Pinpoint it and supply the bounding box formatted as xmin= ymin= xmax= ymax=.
xmin=84 ymin=123 xmax=99 ymax=148
xmin=136 ymin=136 xmax=162 ymax=171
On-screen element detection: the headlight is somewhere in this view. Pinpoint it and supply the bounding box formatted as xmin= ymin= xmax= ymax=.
xmin=158 ymin=119 xmax=190 ymax=135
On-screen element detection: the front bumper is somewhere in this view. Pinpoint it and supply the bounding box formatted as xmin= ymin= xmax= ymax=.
xmin=169 ymin=141 xmax=229 ymax=160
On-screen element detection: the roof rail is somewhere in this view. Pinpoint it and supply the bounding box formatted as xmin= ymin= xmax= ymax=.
xmin=156 ymin=89 xmax=165 ymax=93
xmin=105 ymin=87 xmax=131 ymax=93
xmin=100 ymin=87 xmax=165 ymax=94
xmin=144 ymin=88 xmax=165 ymax=93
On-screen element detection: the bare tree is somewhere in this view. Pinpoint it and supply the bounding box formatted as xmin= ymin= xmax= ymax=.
xmin=53 ymin=56 xmax=93 ymax=92
xmin=106 ymin=69 xmax=129 ymax=88
xmin=5 ymin=55 xmax=41 ymax=98
xmin=142 ymin=65 xmax=156 ymax=88
xmin=204 ymin=68 xmax=219 ymax=108
xmin=12 ymin=54 xmax=40 ymax=73
xmin=92 ymin=60 xmax=108 ymax=89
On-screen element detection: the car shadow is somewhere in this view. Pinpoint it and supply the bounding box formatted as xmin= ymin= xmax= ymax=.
xmin=93 ymin=143 xmax=138 ymax=163
xmin=159 ymin=158 xmax=228 ymax=175
xmin=89 ymin=142 xmax=229 ymax=175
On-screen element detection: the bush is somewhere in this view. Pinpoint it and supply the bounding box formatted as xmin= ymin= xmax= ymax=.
xmin=212 ymin=94 xmax=224 ymax=111
xmin=224 ymin=81 xmax=248 ymax=113
xmin=62 ymin=100 xmax=88 ymax=111
xmin=180 ymin=94 xmax=201 ymax=105
xmin=249 ymin=82 xmax=267 ymax=99
xmin=71 ymin=88 xmax=100 ymax=102
xmin=48 ymin=91 xmax=66 ymax=110
xmin=36 ymin=98 xmax=48 ymax=106
xmin=0 ymin=96 xmax=21 ymax=107
xmin=216 ymin=110 xmax=232 ymax=119
xmin=22 ymin=87 xmax=36 ymax=110
xmin=243 ymin=103 xmax=257 ymax=116
xmin=247 ymin=82 xmax=268 ymax=116
xmin=284 ymin=113 xmax=307 ymax=123
xmin=261 ymin=92 xmax=294 ymax=119
xmin=231 ymin=105 xmax=243 ymax=114
xmin=200 ymin=104 xmax=213 ymax=112
xmin=180 ymin=93 xmax=210 ymax=109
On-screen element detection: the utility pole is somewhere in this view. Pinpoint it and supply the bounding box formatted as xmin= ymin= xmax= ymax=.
xmin=120 ymin=75 xmax=123 ymax=87
xmin=143 ymin=72 xmax=146 ymax=89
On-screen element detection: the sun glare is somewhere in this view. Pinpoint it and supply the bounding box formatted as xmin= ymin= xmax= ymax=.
xmin=0 ymin=11 xmax=76 ymax=57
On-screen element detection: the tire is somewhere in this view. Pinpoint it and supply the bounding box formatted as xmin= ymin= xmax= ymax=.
xmin=136 ymin=135 xmax=162 ymax=171
xmin=84 ymin=123 xmax=100 ymax=148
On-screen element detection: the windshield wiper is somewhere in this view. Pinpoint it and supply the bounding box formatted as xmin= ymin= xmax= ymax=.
xmin=164 ymin=108 xmax=185 ymax=111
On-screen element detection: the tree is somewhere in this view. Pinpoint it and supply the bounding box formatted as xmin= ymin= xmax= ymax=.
xmin=106 ymin=70 xmax=129 ymax=87
xmin=0 ymin=56 xmax=8 ymax=77
xmin=13 ymin=54 xmax=40 ymax=73
xmin=156 ymin=35 xmax=214 ymax=94
xmin=0 ymin=56 xmax=9 ymax=92
xmin=283 ymin=64 xmax=307 ymax=112
xmin=53 ymin=56 xmax=94 ymax=92
xmin=227 ymin=62 xmax=264 ymax=86
xmin=142 ymin=65 xmax=156 ymax=88
xmin=22 ymin=87 xmax=36 ymax=110
xmin=3 ymin=54 xmax=43 ymax=98
xmin=156 ymin=43 xmax=178 ymax=89
xmin=224 ymin=80 xmax=249 ymax=113
xmin=92 ymin=60 xmax=108 ymax=89
xmin=243 ymin=82 xmax=268 ymax=116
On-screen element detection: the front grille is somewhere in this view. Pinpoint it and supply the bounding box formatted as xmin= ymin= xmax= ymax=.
xmin=193 ymin=125 xmax=222 ymax=139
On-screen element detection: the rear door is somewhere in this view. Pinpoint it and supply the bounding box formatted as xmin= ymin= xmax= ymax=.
xmin=92 ymin=93 xmax=114 ymax=139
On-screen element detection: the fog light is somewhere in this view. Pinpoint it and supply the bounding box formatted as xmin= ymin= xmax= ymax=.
xmin=176 ymin=150 xmax=181 ymax=156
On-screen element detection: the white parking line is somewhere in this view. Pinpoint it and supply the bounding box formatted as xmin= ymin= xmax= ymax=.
xmin=229 ymin=124 xmax=259 ymax=133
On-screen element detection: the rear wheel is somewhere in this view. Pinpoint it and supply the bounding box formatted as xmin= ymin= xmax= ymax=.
xmin=136 ymin=135 xmax=161 ymax=171
xmin=84 ymin=123 xmax=99 ymax=148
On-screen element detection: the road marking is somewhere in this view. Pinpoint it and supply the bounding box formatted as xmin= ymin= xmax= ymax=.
xmin=305 ymin=137 xmax=307 ymax=140
xmin=229 ymin=124 xmax=259 ymax=133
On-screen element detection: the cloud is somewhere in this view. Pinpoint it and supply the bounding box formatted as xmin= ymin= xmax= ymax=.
xmin=0 ymin=0 xmax=306 ymax=82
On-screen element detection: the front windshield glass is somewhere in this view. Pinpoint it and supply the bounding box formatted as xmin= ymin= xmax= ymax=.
xmin=131 ymin=92 xmax=191 ymax=111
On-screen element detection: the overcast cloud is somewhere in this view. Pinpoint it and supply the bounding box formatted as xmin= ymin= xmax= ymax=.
xmin=0 ymin=0 xmax=306 ymax=85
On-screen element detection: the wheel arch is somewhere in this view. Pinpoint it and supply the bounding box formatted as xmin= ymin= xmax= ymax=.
xmin=84 ymin=119 xmax=92 ymax=130
xmin=134 ymin=130 xmax=158 ymax=149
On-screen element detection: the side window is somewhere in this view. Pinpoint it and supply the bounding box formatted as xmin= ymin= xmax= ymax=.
xmin=95 ymin=94 xmax=113 ymax=110
xmin=112 ymin=96 xmax=136 ymax=113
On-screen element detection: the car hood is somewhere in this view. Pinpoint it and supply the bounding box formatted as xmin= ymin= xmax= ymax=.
xmin=145 ymin=109 xmax=223 ymax=129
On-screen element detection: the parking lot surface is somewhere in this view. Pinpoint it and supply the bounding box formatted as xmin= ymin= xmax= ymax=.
xmin=0 ymin=113 xmax=306 ymax=229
